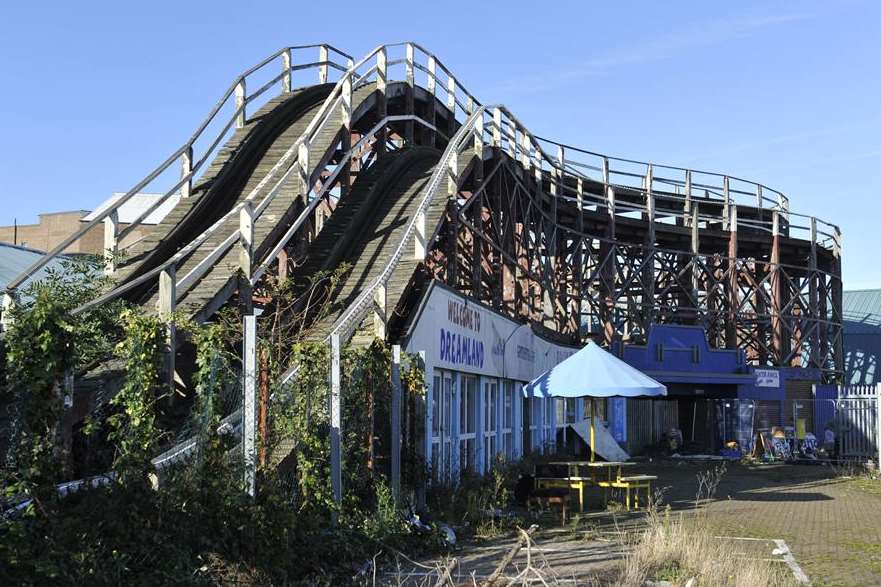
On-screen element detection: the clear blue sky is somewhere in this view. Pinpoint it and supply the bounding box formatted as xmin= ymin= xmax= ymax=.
xmin=1 ymin=1 xmax=878 ymax=288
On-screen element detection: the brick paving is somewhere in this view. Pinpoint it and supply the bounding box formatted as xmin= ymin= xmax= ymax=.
xmin=398 ymin=462 xmax=881 ymax=585
xmin=639 ymin=460 xmax=881 ymax=586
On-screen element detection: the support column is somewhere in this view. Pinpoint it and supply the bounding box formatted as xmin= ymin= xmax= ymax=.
xmin=426 ymin=56 xmax=438 ymax=147
xmin=832 ymin=227 xmax=844 ymax=380
xmin=243 ymin=314 xmax=257 ymax=498
xmin=404 ymin=43 xmax=415 ymax=144
xmin=771 ymin=212 xmax=785 ymax=364
xmin=158 ymin=266 xmax=177 ymax=395
xmin=726 ymin=205 xmax=738 ymax=349
xmin=375 ymin=48 xmax=388 ymax=156
xmin=691 ymin=205 xmax=701 ymax=325
xmin=1 ymin=290 xmax=17 ymax=332
xmin=340 ymin=72 xmax=353 ymax=200
xmin=235 ymin=79 xmax=246 ymax=129
xmin=330 ymin=333 xmax=342 ymax=513
xmin=601 ymin=186 xmax=617 ymax=348
xmin=103 ymin=209 xmax=119 ymax=275
xmin=281 ymin=49 xmax=292 ymax=94
xmin=391 ymin=345 xmax=402 ymax=502
xmin=239 ymin=202 xmax=254 ymax=314
xmin=180 ymin=145 xmax=193 ymax=199
xmin=373 ymin=283 xmax=387 ymax=340
xmin=643 ymin=165 xmax=656 ymax=332
xmin=808 ymin=217 xmax=820 ymax=369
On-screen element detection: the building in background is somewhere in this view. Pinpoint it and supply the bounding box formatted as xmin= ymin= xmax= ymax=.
xmin=843 ymin=289 xmax=881 ymax=385
xmin=0 ymin=193 xmax=179 ymax=255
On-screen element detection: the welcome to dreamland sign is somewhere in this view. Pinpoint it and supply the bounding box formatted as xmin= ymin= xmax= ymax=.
xmin=404 ymin=283 xmax=577 ymax=386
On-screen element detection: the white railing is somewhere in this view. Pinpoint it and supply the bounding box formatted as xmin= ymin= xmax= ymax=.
xmin=5 ymin=44 xmax=354 ymax=294
xmin=6 ymin=41 xmax=841 ymax=325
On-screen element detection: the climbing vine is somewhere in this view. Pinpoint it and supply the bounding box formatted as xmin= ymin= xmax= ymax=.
xmin=2 ymin=257 xmax=123 ymax=502
xmin=108 ymin=309 xmax=163 ymax=481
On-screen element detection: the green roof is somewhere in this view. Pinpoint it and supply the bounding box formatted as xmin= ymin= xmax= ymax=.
xmin=0 ymin=243 xmax=70 ymax=292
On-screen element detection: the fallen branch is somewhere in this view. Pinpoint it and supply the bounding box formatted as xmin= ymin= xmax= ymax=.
xmin=433 ymin=558 xmax=459 ymax=587
xmin=481 ymin=524 xmax=539 ymax=587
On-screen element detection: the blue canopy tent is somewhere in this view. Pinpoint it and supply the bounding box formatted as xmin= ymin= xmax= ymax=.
xmin=525 ymin=341 xmax=667 ymax=461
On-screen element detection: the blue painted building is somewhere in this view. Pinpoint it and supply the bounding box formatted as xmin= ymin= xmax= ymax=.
xmin=607 ymin=324 xmax=825 ymax=454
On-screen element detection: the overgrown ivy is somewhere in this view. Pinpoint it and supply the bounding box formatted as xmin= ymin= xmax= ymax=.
xmin=107 ymin=309 xmax=163 ymax=482
xmin=2 ymin=257 xmax=124 ymax=503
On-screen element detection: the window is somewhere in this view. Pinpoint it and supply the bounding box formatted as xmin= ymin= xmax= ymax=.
xmin=484 ymin=379 xmax=499 ymax=471
xmin=502 ymin=381 xmax=514 ymax=459
xmin=459 ymin=375 xmax=477 ymax=472
xmin=431 ymin=371 xmax=454 ymax=482
xmin=543 ymin=396 xmax=554 ymax=451
xmin=530 ymin=396 xmax=543 ymax=452
xmin=431 ymin=375 xmax=441 ymax=476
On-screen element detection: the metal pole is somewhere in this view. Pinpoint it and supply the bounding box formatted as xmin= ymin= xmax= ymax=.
xmin=590 ymin=398 xmax=596 ymax=462
xmin=391 ymin=345 xmax=402 ymax=502
xmin=243 ymin=314 xmax=257 ymax=497
xmin=330 ymin=333 xmax=342 ymax=512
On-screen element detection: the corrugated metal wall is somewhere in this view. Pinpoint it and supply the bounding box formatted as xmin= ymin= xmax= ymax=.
xmin=625 ymin=399 xmax=678 ymax=455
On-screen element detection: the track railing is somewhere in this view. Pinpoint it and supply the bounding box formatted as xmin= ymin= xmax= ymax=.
xmin=4 ymin=44 xmax=353 ymax=294
xmin=4 ymin=41 xmax=841 ymax=326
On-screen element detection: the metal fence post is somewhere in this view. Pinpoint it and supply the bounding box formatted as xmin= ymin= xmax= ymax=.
xmin=330 ymin=333 xmax=343 ymax=515
xmin=391 ymin=345 xmax=402 ymax=503
xmin=876 ymin=384 xmax=881 ymax=467
xmin=243 ymin=314 xmax=257 ymax=497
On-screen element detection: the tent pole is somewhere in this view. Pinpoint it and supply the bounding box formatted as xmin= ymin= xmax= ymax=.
xmin=590 ymin=398 xmax=596 ymax=462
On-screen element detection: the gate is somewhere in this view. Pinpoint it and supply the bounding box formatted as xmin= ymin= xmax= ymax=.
xmin=836 ymin=385 xmax=881 ymax=460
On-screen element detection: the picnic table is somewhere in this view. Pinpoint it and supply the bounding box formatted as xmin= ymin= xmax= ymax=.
xmin=536 ymin=460 xmax=654 ymax=511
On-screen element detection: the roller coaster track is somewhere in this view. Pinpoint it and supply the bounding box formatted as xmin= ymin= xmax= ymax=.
xmin=1 ymin=43 xmax=845 ymax=472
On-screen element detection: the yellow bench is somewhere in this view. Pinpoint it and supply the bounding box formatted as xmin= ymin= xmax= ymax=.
xmin=534 ymin=476 xmax=591 ymax=512
xmin=611 ymin=474 xmax=657 ymax=510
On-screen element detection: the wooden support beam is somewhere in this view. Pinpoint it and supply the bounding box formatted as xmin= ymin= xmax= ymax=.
xmin=103 ymin=209 xmax=118 ymax=275
xmin=340 ymin=73 xmax=353 ymax=199
xmin=808 ymin=217 xmax=820 ymax=368
xmin=180 ymin=145 xmax=193 ymax=198
xmin=376 ymin=48 xmax=388 ymax=156
xmin=771 ymin=212 xmax=785 ymax=364
xmin=426 ymin=55 xmax=438 ymax=146
xmin=239 ymin=202 xmax=254 ymax=312
xmin=281 ymin=49 xmax=292 ymax=93
xmin=1 ymin=290 xmax=18 ymax=332
xmin=446 ymin=74 xmax=456 ymax=140
xmin=158 ymin=266 xmax=177 ymax=395
xmin=726 ymin=205 xmax=738 ymax=349
xmin=373 ymin=283 xmax=387 ymax=340
xmin=298 ymin=139 xmax=311 ymax=203
xmin=722 ymin=176 xmax=730 ymax=231
xmin=235 ymin=79 xmax=246 ymax=129
xmin=404 ymin=43 xmax=415 ymax=144
xmin=644 ymin=165 xmax=656 ymax=330
xmin=318 ymin=44 xmax=329 ymax=84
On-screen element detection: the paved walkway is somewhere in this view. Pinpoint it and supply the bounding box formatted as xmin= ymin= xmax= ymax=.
xmin=393 ymin=462 xmax=881 ymax=585
xmin=638 ymin=461 xmax=881 ymax=586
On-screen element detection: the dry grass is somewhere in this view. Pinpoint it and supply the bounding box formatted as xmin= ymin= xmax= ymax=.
xmin=615 ymin=507 xmax=798 ymax=586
